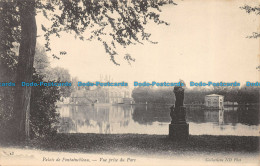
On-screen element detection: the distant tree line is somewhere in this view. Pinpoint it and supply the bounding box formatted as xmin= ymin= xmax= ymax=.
xmin=132 ymin=87 xmax=175 ymax=104
xmin=132 ymin=86 xmax=259 ymax=105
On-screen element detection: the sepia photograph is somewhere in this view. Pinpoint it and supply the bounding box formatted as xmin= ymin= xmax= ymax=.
xmin=0 ymin=0 xmax=259 ymax=166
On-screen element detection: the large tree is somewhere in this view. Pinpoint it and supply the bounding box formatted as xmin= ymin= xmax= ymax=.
xmin=0 ymin=0 xmax=175 ymax=141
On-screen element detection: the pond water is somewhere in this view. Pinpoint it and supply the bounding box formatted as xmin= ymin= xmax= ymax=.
xmin=57 ymin=104 xmax=260 ymax=136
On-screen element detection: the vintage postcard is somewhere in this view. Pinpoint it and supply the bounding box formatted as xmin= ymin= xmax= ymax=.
xmin=0 ymin=0 xmax=259 ymax=166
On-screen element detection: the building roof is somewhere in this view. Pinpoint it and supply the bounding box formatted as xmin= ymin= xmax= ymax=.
xmin=205 ymin=94 xmax=224 ymax=97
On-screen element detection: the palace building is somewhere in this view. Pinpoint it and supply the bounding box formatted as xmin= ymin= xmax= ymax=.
xmin=70 ymin=75 xmax=134 ymax=105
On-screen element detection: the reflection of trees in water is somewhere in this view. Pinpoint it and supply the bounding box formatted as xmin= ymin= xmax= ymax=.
xmin=132 ymin=105 xmax=240 ymax=125
xmin=96 ymin=122 xmax=111 ymax=134
xmin=132 ymin=105 xmax=171 ymax=124
xmin=237 ymin=106 xmax=259 ymax=125
xmin=131 ymin=105 xmax=259 ymax=126
xmin=58 ymin=105 xmax=259 ymax=133
xmin=186 ymin=108 xmax=205 ymax=123
xmin=187 ymin=107 xmax=239 ymax=125
xmin=187 ymin=106 xmax=259 ymax=126
xmin=60 ymin=105 xmax=132 ymax=133
xmin=222 ymin=110 xmax=238 ymax=125
xmin=84 ymin=119 xmax=94 ymax=127
xmin=203 ymin=110 xmax=219 ymax=123
xmin=58 ymin=117 xmax=76 ymax=133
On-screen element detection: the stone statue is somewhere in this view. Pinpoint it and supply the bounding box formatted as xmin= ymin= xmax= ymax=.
xmin=173 ymin=86 xmax=184 ymax=107
xmin=169 ymin=81 xmax=189 ymax=140
xmin=170 ymin=86 xmax=186 ymax=124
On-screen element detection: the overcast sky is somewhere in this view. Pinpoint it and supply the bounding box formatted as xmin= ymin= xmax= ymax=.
xmin=36 ymin=0 xmax=259 ymax=85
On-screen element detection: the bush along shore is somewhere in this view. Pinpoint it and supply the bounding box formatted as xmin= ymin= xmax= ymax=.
xmin=1 ymin=133 xmax=259 ymax=156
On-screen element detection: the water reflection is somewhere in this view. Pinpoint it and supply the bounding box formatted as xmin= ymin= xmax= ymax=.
xmin=132 ymin=105 xmax=171 ymax=124
xmin=58 ymin=105 xmax=133 ymax=134
xmin=57 ymin=105 xmax=259 ymax=136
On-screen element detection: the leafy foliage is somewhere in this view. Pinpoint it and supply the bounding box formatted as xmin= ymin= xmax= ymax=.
xmin=0 ymin=1 xmax=18 ymax=137
xmin=240 ymin=5 xmax=260 ymax=15
xmin=0 ymin=2 xmax=20 ymax=71
xmin=33 ymin=44 xmax=72 ymax=97
xmin=0 ymin=87 xmax=15 ymax=139
xmin=240 ymin=4 xmax=260 ymax=39
xmin=0 ymin=72 xmax=62 ymax=140
xmin=37 ymin=0 xmax=176 ymax=65
xmin=1 ymin=0 xmax=176 ymax=66
xmin=45 ymin=67 xmax=72 ymax=97
xmin=0 ymin=44 xmax=63 ymax=139
xmin=30 ymin=72 xmax=61 ymax=138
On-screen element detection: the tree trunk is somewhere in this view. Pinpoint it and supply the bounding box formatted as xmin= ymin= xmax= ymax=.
xmin=12 ymin=0 xmax=37 ymax=141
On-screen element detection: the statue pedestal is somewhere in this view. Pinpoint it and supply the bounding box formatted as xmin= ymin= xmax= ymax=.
xmin=169 ymin=123 xmax=189 ymax=141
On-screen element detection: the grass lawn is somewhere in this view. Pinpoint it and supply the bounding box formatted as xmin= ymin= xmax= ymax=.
xmin=1 ymin=133 xmax=258 ymax=156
